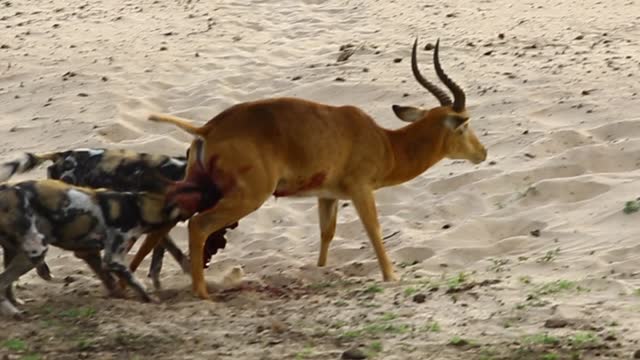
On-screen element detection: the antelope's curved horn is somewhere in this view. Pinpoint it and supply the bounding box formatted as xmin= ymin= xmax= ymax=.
xmin=411 ymin=38 xmax=452 ymax=107
xmin=432 ymin=38 xmax=466 ymax=112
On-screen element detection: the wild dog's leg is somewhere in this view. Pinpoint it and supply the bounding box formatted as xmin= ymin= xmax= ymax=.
xmin=116 ymin=231 xmax=160 ymax=293
xmin=109 ymin=263 xmax=152 ymax=302
xmin=0 ymin=252 xmax=36 ymax=318
xmin=128 ymin=226 xmax=174 ymax=274
xmin=148 ymin=235 xmax=189 ymax=290
xmin=120 ymin=227 xmax=178 ymax=292
xmin=317 ymin=198 xmax=338 ymax=267
xmin=148 ymin=243 xmax=166 ymax=290
xmin=3 ymin=248 xmax=23 ymax=306
xmin=73 ymin=250 xmax=121 ymax=298
xmin=348 ymin=188 xmax=398 ymax=282
xmin=105 ymin=233 xmax=153 ymax=302
xmin=160 ymin=236 xmax=189 ymax=273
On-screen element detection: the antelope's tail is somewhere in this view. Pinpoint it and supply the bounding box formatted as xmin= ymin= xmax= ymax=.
xmin=147 ymin=113 xmax=205 ymax=136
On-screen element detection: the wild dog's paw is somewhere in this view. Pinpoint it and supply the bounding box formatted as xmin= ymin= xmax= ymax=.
xmin=151 ymin=275 xmax=163 ymax=291
xmin=180 ymin=256 xmax=191 ymax=274
xmin=0 ymin=298 xmax=24 ymax=319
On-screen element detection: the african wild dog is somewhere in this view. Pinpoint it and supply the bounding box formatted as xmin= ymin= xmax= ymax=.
xmin=0 ymin=148 xmax=238 ymax=289
xmin=0 ymin=179 xmax=192 ymax=318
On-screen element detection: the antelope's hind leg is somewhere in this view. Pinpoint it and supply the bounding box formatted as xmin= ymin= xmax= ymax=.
xmin=188 ymin=172 xmax=274 ymax=299
xmin=188 ymin=195 xmax=269 ymax=300
xmin=317 ymin=198 xmax=338 ymax=267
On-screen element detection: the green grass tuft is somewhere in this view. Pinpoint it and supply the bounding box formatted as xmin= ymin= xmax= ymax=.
xmin=3 ymin=339 xmax=27 ymax=351
xmin=364 ymin=284 xmax=384 ymax=294
xmin=623 ymin=200 xmax=640 ymax=214
xmin=523 ymin=332 xmax=560 ymax=345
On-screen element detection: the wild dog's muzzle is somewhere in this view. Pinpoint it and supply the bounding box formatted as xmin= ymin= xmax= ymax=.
xmin=21 ymin=217 xmax=48 ymax=262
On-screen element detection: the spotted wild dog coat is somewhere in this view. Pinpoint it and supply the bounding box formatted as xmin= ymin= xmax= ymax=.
xmin=0 ymin=148 xmax=238 ymax=288
xmin=0 ymin=178 xmax=193 ymax=317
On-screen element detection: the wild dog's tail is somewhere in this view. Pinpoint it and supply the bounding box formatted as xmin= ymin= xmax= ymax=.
xmin=0 ymin=151 xmax=60 ymax=182
xmin=148 ymin=112 xmax=205 ymax=136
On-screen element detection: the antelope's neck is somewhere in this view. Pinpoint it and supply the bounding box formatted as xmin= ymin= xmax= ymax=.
xmin=381 ymin=119 xmax=447 ymax=187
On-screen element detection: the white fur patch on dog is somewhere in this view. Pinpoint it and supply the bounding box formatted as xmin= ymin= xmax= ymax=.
xmin=66 ymin=189 xmax=104 ymax=220
xmin=166 ymin=158 xmax=186 ymax=167
xmin=74 ymin=148 xmax=106 ymax=157
xmin=0 ymin=299 xmax=21 ymax=317
xmin=21 ymin=216 xmax=47 ymax=259
xmin=0 ymin=153 xmax=31 ymax=182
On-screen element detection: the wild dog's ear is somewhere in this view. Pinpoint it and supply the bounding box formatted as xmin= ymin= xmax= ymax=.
xmin=392 ymin=105 xmax=425 ymax=123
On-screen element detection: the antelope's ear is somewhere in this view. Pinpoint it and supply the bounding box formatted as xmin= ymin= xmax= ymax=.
xmin=443 ymin=114 xmax=469 ymax=130
xmin=392 ymin=105 xmax=425 ymax=123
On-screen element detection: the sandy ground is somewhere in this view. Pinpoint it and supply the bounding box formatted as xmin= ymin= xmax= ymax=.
xmin=1 ymin=0 xmax=640 ymax=359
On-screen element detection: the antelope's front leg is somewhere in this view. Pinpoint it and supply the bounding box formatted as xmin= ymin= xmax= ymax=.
xmin=349 ymin=188 xmax=398 ymax=282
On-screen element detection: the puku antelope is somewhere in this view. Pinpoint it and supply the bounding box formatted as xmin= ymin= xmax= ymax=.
xmin=145 ymin=38 xmax=488 ymax=300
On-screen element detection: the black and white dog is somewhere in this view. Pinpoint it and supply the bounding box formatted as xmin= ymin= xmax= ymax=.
xmin=0 ymin=148 xmax=238 ymax=289
xmin=0 ymin=178 xmax=190 ymax=317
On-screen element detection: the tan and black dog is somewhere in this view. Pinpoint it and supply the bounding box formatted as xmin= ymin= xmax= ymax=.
xmin=0 ymin=178 xmax=192 ymax=318
xmin=0 ymin=148 xmax=238 ymax=289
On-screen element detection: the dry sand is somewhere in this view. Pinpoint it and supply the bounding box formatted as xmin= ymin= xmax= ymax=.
xmin=1 ymin=0 xmax=640 ymax=359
